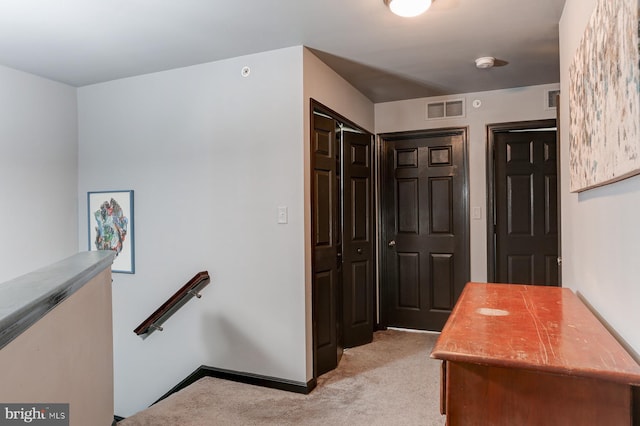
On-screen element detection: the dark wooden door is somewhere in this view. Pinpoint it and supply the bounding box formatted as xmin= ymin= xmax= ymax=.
xmin=381 ymin=130 xmax=469 ymax=331
xmin=312 ymin=114 xmax=342 ymax=376
xmin=341 ymin=130 xmax=374 ymax=348
xmin=494 ymin=130 xmax=558 ymax=285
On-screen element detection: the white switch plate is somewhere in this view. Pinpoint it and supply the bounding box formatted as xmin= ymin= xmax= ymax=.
xmin=472 ymin=206 xmax=482 ymax=220
xmin=277 ymin=206 xmax=288 ymax=224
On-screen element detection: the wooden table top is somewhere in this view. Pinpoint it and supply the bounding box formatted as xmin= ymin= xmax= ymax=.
xmin=431 ymin=282 xmax=640 ymax=385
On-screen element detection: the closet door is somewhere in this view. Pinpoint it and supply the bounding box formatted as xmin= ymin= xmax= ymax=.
xmin=341 ymin=130 xmax=374 ymax=348
xmin=312 ymin=114 xmax=342 ymax=376
xmin=312 ymin=105 xmax=376 ymax=377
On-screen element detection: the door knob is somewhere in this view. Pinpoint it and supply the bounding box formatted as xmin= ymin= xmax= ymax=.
xmin=357 ymin=248 xmax=363 ymax=254
xmin=388 ymin=240 xmax=396 ymax=247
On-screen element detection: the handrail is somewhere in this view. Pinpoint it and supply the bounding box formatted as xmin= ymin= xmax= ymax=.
xmin=134 ymin=271 xmax=210 ymax=335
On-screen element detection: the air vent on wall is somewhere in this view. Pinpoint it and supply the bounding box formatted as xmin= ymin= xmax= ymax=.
xmin=426 ymin=99 xmax=465 ymax=120
xmin=545 ymin=89 xmax=560 ymax=109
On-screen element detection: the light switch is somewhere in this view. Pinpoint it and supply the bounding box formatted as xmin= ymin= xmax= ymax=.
xmin=472 ymin=207 xmax=482 ymax=220
xmin=277 ymin=206 xmax=288 ymax=224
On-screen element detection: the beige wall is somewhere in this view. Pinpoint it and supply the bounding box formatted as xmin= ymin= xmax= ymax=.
xmin=0 ymin=268 xmax=114 ymax=426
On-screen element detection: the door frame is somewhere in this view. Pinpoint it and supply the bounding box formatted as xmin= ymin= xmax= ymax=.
xmin=378 ymin=127 xmax=470 ymax=329
xmin=310 ymin=99 xmax=376 ymax=378
xmin=486 ymin=119 xmax=558 ymax=283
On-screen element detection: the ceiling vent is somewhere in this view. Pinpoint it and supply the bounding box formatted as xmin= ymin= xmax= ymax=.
xmin=545 ymin=89 xmax=560 ymax=110
xmin=426 ymin=99 xmax=465 ymax=120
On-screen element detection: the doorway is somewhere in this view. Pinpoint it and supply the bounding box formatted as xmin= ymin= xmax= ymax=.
xmin=311 ymin=102 xmax=375 ymax=377
xmin=487 ymin=120 xmax=559 ymax=286
xmin=379 ymin=128 xmax=470 ymax=332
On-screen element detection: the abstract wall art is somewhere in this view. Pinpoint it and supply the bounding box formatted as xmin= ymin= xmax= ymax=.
xmin=568 ymin=0 xmax=640 ymax=192
xmin=88 ymin=190 xmax=135 ymax=273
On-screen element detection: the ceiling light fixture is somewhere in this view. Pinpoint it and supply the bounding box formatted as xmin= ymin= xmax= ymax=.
xmin=384 ymin=0 xmax=433 ymax=18
xmin=475 ymin=57 xmax=495 ymax=69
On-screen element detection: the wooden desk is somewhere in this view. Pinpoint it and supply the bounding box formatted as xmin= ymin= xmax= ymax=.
xmin=431 ymin=282 xmax=640 ymax=426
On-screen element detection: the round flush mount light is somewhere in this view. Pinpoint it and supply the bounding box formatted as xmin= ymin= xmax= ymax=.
xmin=384 ymin=0 xmax=433 ymax=17
xmin=475 ymin=57 xmax=495 ymax=69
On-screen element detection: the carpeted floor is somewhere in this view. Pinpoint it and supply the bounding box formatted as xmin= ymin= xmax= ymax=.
xmin=119 ymin=329 xmax=446 ymax=425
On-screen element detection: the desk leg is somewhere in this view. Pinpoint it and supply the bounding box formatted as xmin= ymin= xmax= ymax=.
xmin=440 ymin=361 xmax=447 ymax=415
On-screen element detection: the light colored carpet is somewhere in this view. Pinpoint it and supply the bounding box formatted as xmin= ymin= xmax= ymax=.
xmin=119 ymin=329 xmax=446 ymax=426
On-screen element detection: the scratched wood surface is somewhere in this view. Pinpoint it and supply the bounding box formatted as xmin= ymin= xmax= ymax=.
xmin=431 ymin=282 xmax=640 ymax=385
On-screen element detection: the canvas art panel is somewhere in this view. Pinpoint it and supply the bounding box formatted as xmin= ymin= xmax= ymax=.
xmin=568 ymin=0 xmax=640 ymax=192
xmin=88 ymin=190 xmax=135 ymax=273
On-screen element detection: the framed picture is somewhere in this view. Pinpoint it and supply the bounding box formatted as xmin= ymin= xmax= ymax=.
xmin=88 ymin=190 xmax=135 ymax=274
xmin=568 ymin=0 xmax=640 ymax=192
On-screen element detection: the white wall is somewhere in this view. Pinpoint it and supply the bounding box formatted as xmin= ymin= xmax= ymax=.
xmin=559 ymin=1 xmax=640 ymax=355
xmin=375 ymin=84 xmax=559 ymax=281
xmin=0 ymin=65 xmax=78 ymax=283
xmin=302 ymin=48 xmax=375 ymax=379
xmin=78 ymin=46 xmax=307 ymax=416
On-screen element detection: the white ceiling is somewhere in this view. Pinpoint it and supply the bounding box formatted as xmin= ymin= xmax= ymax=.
xmin=0 ymin=0 xmax=567 ymax=102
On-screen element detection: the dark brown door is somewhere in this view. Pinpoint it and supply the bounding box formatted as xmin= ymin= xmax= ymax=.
xmin=494 ymin=130 xmax=558 ymax=285
xmin=341 ymin=130 xmax=374 ymax=348
xmin=312 ymin=114 xmax=342 ymax=376
xmin=381 ymin=130 xmax=469 ymax=331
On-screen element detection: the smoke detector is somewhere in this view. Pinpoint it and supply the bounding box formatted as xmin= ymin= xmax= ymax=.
xmin=475 ymin=57 xmax=495 ymax=69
